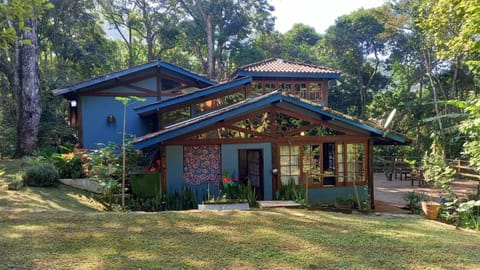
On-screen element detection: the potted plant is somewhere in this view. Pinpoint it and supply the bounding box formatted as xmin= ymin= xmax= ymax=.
xmin=198 ymin=170 xmax=253 ymax=210
xmin=421 ymin=143 xmax=456 ymax=220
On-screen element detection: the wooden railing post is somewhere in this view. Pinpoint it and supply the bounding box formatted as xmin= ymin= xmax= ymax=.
xmin=457 ymin=159 xmax=461 ymax=180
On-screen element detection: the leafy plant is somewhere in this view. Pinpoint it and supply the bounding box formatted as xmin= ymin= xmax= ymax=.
xmin=238 ymin=180 xmax=257 ymax=207
xmin=422 ymin=142 xmax=456 ymax=199
xmin=438 ymin=199 xmax=459 ymax=225
xmin=403 ymin=191 xmax=425 ymax=214
xmin=275 ymin=179 xmax=306 ymax=206
xmin=22 ymin=161 xmax=59 ymax=187
xmin=51 ymin=151 xmax=86 ymax=179
xmin=457 ymin=200 xmax=480 ymax=230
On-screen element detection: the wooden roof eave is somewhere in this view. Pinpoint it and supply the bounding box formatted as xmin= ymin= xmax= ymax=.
xmin=52 ymin=61 xmax=216 ymax=98
xmin=134 ymin=77 xmax=252 ymax=117
xmin=133 ymin=92 xmax=409 ymax=149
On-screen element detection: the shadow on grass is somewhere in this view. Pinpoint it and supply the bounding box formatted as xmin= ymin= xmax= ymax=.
xmin=0 ymin=209 xmax=479 ymax=269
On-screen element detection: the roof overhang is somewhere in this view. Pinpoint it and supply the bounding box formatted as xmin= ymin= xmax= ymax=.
xmin=134 ymin=77 xmax=252 ymax=116
xmin=52 ymin=61 xmax=216 ymax=99
xmin=133 ymin=92 xmax=409 ymax=149
xmin=232 ymin=70 xmax=341 ymax=80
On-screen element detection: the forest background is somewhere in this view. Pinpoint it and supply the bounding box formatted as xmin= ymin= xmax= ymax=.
xmin=0 ymin=0 xmax=479 ymax=169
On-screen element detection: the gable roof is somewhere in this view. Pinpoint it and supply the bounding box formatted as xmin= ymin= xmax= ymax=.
xmin=52 ymin=60 xmax=216 ymax=98
xmin=230 ymin=58 xmax=341 ymax=80
xmin=133 ymin=91 xmax=409 ymax=149
xmin=134 ymin=76 xmax=252 ymax=116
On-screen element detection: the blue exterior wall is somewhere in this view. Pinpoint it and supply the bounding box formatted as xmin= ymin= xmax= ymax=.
xmin=165 ymin=143 xmax=273 ymax=202
xmin=307 ymin=185 xmax=368 ymax=205
xmin=165 ymin=142 xmax=364 ymax=204
xmin=81 ymin=96 xmax=155 ymax=149
xmin=166 ymin=145 xmax=220 ymax=202
xmin=221 ymin=143 xmax=272 ymax=200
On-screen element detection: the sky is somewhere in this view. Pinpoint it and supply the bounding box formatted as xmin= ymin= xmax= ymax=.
xmin=269 ymin=0 xmax=386 ymax=34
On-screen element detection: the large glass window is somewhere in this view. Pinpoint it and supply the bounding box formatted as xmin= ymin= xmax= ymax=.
xmin=279 ymin=82 xmax=292 ymax=94
xmin=303 ymin=145 xmax=321 ymax=185
xmin=252 ymin=82 xmax=263 ymax=96
xmin=337 ymin=143 xmax=345 ymax=183
xmin=309 ymin=82 xmax=323 ymax=102
xmin=280 ymin=145 xmax=300 ymax=185
xmin=294 ymin=83 xmax=307 ymax=99
xmin=346 ymin=143 xmax=365 ymax=183
xmin=281 ymin=142 xmax=366 ymax=188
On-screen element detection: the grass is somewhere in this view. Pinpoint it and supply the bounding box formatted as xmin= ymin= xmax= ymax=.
xmin=0 ymin=209 xmax=479 ymax=269
xmin=1 ymin=159 xmax=479 ymax=269
xmin=0 ymin=159 xmax=105 ymax=212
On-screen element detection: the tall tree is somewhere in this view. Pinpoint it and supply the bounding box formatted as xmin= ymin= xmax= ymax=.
xmin=282 ymin=23 xmax=321 ymax=62
xmin=174 ymin=0 xmax=275 ymax=80
xmin=323 ymin=9 xmax=386 ymax=118
xmin=100 ymin=0 xmax=180 ymax=67
xmin=418 ymin=0 xmax=480 ymax=76
xmin=0 ymin=0 xmax=52 ymax=156
xmin=37 ymin=0 xmax=120 ymax=150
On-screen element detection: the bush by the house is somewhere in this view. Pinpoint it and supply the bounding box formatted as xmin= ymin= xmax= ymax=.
xmin=275 ymin=179 xmax=306 ymax=206
xmin=129 ymin=185 xmax=197 ymax=211
xmin=23 ymin=162 xmax=59 ymax=187
xmin=51 ymin=151 xmax=87 ymax=179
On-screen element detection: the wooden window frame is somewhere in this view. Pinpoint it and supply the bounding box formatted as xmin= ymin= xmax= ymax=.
xmin=280 ymin=140 xmax=368 ymax=189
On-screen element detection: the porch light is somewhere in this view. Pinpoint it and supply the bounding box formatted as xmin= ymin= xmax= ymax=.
xmin=107 ymin=115 xmax=115 ymax=124
xmin=272 ymin=168 xmax=278 ymax=174
xmin=70 ymin=100 xmax=77 ymax=107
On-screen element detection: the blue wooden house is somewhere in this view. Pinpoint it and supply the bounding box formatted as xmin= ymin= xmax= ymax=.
xmin=54 ymin=59 xmax=408 ymax=206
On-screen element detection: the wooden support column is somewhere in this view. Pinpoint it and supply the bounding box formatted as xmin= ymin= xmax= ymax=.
xmin=368 ymin=138 xmax=375 ymax=209
xmin=77 ymin=97 xmax=84 ymax=148
xmin=270 ymin=104 xmax=279 ymax=194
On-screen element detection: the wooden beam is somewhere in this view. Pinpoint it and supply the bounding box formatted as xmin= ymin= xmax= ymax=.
xmin=77 ymin=97 xmax=84 ymax=148
xmin=226 ymin=124 xmax=271 ymax=138
xmin=282 ymin=124 xmax=321 ymax=137
xmin=368 ymin=138 xmax=374 ymax=210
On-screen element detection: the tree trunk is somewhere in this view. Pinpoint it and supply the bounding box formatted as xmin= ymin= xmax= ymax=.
xmin=15 ymin=17 xmax=42 ymax=157
xmin=205 ymin=14 xmax=215 ymax=79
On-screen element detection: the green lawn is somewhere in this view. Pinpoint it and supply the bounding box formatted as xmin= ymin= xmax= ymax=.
xmin=1 ymin=159 xmax=479 ymax=269
xmin=0 ymin=159 xmax=105 ymax=212
xmin=0 ymin=209 xmax=479 ymax=270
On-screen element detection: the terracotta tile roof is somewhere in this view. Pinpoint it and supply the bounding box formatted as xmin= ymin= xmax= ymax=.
xmin=237 ymin=58 xmax=341 ymax=74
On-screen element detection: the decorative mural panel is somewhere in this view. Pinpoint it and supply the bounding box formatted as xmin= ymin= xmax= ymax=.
xmin=183 ymin=145 xmax=221 ymax=185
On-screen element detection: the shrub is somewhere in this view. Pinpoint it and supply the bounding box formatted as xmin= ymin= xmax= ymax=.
xmin=238 ymin=180 xmax=257 ymax=207
xmin=52 ymin=152 xmax=86 ymax=179
xmin=23 ymin=162 xmax=59 ymax=187
xmin=457 ymin=200 xmax=480 ymax=230
xmin=403 ymin=191 xmax=425 ymax=214
xmin=275 ymin=179 xmax=306 ymax=206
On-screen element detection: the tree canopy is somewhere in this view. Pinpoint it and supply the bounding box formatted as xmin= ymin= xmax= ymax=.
xmin=0 ymin=0 xmax=478 ymax=162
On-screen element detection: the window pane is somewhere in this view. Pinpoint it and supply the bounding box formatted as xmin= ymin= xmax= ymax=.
xmin=280 ymin=156 xmax=290 ymax=165
xmin=291 ymin=166 xmax=300 ymax=176
xmin=281 ymin=166 xmax=290 ymax=175
xmin=280 ymin=145 xmax=290 ymax=155
xmin=281 ymin=176 xmax=292 ymax=185
xmin=290 ymin=156 xmax=299 ymax=166
xmin=279 ymin=145 xmax=300 ymax=186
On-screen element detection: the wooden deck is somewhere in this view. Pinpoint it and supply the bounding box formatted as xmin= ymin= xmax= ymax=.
xmin=257 ymin=200 xmax=301 ymax=208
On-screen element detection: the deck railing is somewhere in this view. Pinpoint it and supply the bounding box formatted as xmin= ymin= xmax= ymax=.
xmin=376 ymin=157 xmax=480 ymax=181
xmin=448 ymin=159 xmax=480 ymax=181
